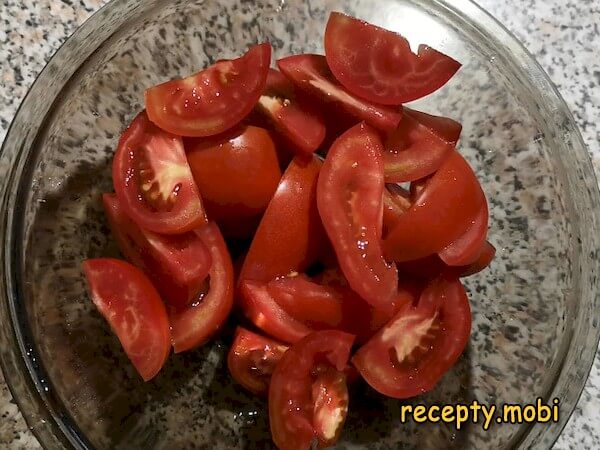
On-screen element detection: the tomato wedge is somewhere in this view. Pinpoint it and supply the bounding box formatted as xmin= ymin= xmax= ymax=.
xmin=112 ymin=111 xmax=206 ymax=234
xmin=324 ymin=12 xmax=461 ymax=105
xmin=256 ymin=69 xmax=326 ymax=155
xmin=82 ymin=258 xmax=171 ymax=381
xmin=269 ymin=330 xmax=354 ymax=450
xmin=277 ymin=54 xmax=401 ymax=133
xmin=352 ymin=276 xmax=471 ymax=398
xmin=145 ymin=43 xmax=271 ymax=137
xmin=169 ymin=223 xmax=234 ymax=353
xmin=382 ymin=184 xmax=411 ymax=236
xmin=227 ymin=327 xmax=288 ymax=396
xmin=317 ymin=123 xmax=398 ymax=313
xmin=185 ymin=125 xmax=282 ymax=239
xmin=459 ymin=241 xmax=496 ymax=276
xmin=404 ymin=108 xmax=462 ymax=144
xmin=383 ymin=110 xmax=455 ymax=182
xmin=384 ymin=151 xmax=485 ymax=262
xmin=103 ymin=193 xmax=211 ymax=308
xmin=240 ymin=155 xmax=325 ymax=283
xmin=439 ymin=200 xmax=489 ymax=266
xmin=239 ymin=280 xmax=313 ymax=344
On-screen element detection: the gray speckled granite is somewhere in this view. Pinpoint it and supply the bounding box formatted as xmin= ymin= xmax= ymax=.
xmin=0 ymin=0 xmax=598 ymax=449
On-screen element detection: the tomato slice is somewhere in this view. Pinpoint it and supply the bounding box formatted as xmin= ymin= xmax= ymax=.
xmin=277 ymin=54 xmax=402 ymax=133
xmin=438 ymin=200 xmax=489 ymax=266
xmin=112 ymin=111 xmax=206 ymax=235
xmin=227 ymin=327 xmax=288 ymax=396
xmin=352 ymin=276 xmax=471 ymax=398
xmin=409 ymin=176 xmax=430 ymax=202
xmin=324 ymin=12 xmax=461 ymax=105
xmin=145 ymin=43 xmax=271 ymax=137
xmin=404 ymin=108 xmax=462 ymax=144
xmin=317 ymin=123 xmax=398 ymax=313
xmin=269 ymin=330 xmax=354 ymax=450
xmin=256 ymin=69 xmax=326 ymax=155
xmin=239 ymin=155 xmax=325 ymax=283
xmin=103 ymin=193 xmax=211 ymax=308
xmin=384 ymin=151 xmax=485 ymax=262
xmin=82 ymin=258 xmax=171 ymax=381
xmin=382 ymin=184 xmax=411 ymax=236
xmin=459 ymin=241 xmax=496 ymax=276
xmin=185 ymin=125 xmax=282 ymax=239
xmin=383 ymin=110 xmax=455 ymax=182
xmin=239 ymin=280 xmax=313 ymax=344
xmin=169 ymin=222 xmax=234 ymax=353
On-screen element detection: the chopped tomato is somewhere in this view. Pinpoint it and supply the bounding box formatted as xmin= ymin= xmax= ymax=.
xmin=409 ymin=176 xmax=430 ymax=202
xmin=227 ymin=327 xmax=288 ymax=396
xmin=317 ymin=123 xmax=398 ymax=314
xmin=82 ymin=258 xmax=171 ymax=381
xmin=185 ymin=125 xmax=282 ymax=239
xmin=439 ymin=200 xmax=489 ymax=266
xmin=324 ymin=12 xmax=461 ymax=105
xmin=277 ymin=54 xmax=401 ymax=133
xmin=145 ymin=43 xmax=271 ymax=137
xmin=383 ymin=110 xmax=455 ymax=182
xmin=352 ymin=276 xmax=471 ymax=398
xmin=239 ymin=280 xmax=313 ymax=344
xmin=404 ymin=108 xmax=462 ymax=144
xmin=384 ymin=151 xmax=485 ymax=262
xmin=459 ymin=241 xmax=496 ymax=276
xmin=169 ymin=223 xmax=234 ymax=353
xmin=382 ymin=184 xmax=411 ymax=236
xmin=239 ymin=155 xmax=325 ymax=283
xmin=103 ymin=193 xmax=211 ymax=308
xmin=112 ymin=111 xmax=206 ymax=234
xmin=256 ymin=69 xmax=326 ymax=155
xmin=269 ymin=330 xmax=354 ymax=450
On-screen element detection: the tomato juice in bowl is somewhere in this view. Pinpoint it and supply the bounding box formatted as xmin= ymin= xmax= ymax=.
xmin=0 ymin=0 xmax=598 ymax=449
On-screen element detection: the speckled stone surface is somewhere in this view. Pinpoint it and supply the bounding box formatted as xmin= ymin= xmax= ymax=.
xmin=0 ymin=0 xmax=598 ymax=449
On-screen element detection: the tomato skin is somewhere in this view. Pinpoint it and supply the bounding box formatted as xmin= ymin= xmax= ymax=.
xmin=459 ymin=241 xmax=495 ymax=276
xmin=240 ymin=155 xmax=326 ymax=283
xmin=82 ymin=258 xmax=171 ymax=381
xmin=169 ymin=222 xmax=234 ymax=353
xmin=404 ymin=108 xmax=462 ymax=145
xmin=102 ymin=193 xmax=211 ymax=308
xmin=227 ymin=327 xmax=288 ymax=396
xmin=324 ymin=12 xmax=461 ymax=105
xmin=352 ymin=276 xmax=471 ymax=399
xmin=317 ymin=123 xmax=398 ymax=314
xmin=185 ymin=125 xmax=282 ymax=239
xmin=277 ymin=54 xmax=402 ymax=133
xmin=145 ymin=43 xmax=271 ymax=137
xmin=112 ymin=111 xmax=206 ymax=235
xmin=384 ymin=151 xmax=486 ymax=262
xmin=256 ymin=69 xmax=326 ymax=155
xmin=269 ymin=330 xmax=354 ymax=450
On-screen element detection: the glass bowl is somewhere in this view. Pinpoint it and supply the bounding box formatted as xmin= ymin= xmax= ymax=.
xmin=1 ymin=0 xmax=599 ymax=448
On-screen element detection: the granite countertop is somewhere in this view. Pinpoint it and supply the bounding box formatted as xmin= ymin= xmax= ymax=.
xmin=0 ymin=0 xmax=599 ymax=448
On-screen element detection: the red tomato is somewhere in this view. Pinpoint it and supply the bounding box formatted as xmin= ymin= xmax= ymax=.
xmin=269 ymin=330 xmax=354 ymax=450
xmin=239 ymin=155 xmax=325 ymax=283
xmin=227 ymin=327 xmax=288 ymax=396
xmin=382 ymin=184 xmax=411 ymax=236
xmin=404 ymin=108 xmax=462 ymax=144
xmin=460 ymin=241 xmax=496 ymax=276
xmin=145 ymin=43 xmax=271 ymax=137
xmin=277 ymin=54 xmax=401 ymax=133
xmin=439 ymin=200 xmax=489 ymax=266
xmin=324 ymin=13 xmax=461 ymax=105
xmin=239 ymin=280 xmax=313 ymax=344
xmin=169 ymin=223 xmax=234 ymax=353
xmin=317 ymin=123 xmax=398 ymax=314
xmin=82 ymin=258 xmax=171 ymax=381
xmin=352 ymin=276 xmax=471 ymax=398
xmin=256 ymin=69 xmax=326 ymax=155
xmin=384 ymin=151 xmax=485 ymax=262
xmin=185 ymin=125 xmax=282 ymax=239
xmin=383 ymin=110 xmax=455 ymax=182
xmin=103 ymin=193 xmax=211 ymax=308
xmin=112 ymin=111 xmax=206 ymax=235
xmin=409 ymin=176 xmax=430 ymax=202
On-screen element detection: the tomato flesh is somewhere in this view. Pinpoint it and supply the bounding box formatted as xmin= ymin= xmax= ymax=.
xmin=317 ymin=123 xmax=398 ymax=313
xmin=404 ymin=108 xmax=462 ymax=144
xmin=82 ymin=258 xmax=171 ymax=381
xmin=277 ymin=54 xmax=401 ymax=133
xmin=324 ymin=12 xmax=461 ymax=105
xmin=352 ymin=276 xmax=471 ymax=398
xmin=112 ymin=111 xmax=206 ymax=234
xmin=382 ymin=184 xmax=411 ymax=237
xmin=439 ymin=200 xmax=489 ymax=266
xmin=145 ymin=43 xmax=271 ymax=137
xmin=269 ymin=330 xmax=354 ymax=450
xmin=227 ymin=327 xmax=288 ymax=396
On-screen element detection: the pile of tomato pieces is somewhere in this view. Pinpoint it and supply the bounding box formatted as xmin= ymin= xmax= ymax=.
xmin=82 ymin=12 xmax=494 ymax=450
